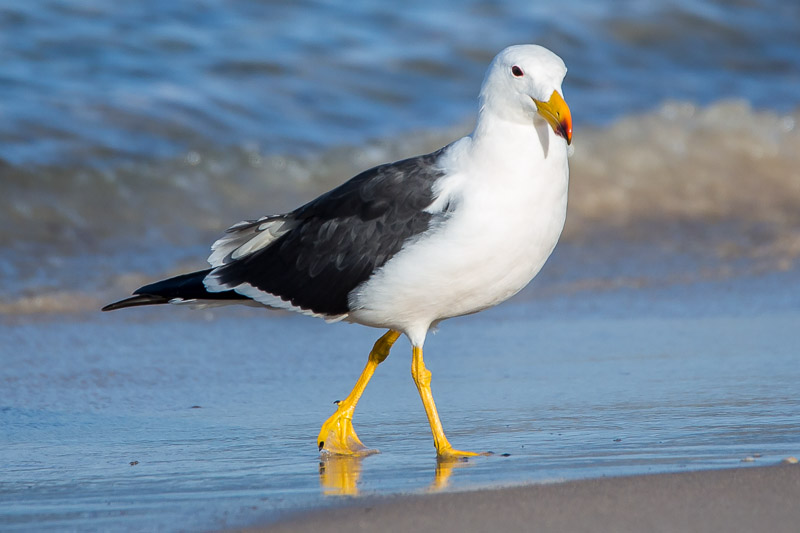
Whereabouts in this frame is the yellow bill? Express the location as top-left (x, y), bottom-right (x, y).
top-left (534, 90), bottom-right (572, 145)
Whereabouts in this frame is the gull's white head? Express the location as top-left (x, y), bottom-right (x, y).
top-left (479, 44), bottom-right (572, 144)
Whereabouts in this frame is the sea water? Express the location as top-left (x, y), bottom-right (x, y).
top-left (1, 0), bottom-right (799, 309)
top-left (1, 0), bottom-right (799, 531)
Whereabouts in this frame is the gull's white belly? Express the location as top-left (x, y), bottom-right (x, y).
top-left (349, 163), bottom-right (568, 342)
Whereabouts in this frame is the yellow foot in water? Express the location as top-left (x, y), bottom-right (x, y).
top-left (436, 446), bottom-right (493, 460)
top-left (317, 405), bottom-right (378, 456)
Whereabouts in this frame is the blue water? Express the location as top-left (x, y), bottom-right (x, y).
top-left (1, 0), bottom-right (799, 306)
top-left (0, 0), bottom-right (797, 166)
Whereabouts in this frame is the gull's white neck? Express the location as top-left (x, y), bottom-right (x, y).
top-left (459, 107), bottom-right (567, 180)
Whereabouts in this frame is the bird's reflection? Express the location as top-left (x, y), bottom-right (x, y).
top-left (318, 454), bottom-right (364, 496)
top-left (430, 456), bottom-right (472, 491)
top-left (319, 453), bottom-right (475, 496)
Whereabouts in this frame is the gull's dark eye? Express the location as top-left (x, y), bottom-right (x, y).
top-left (511, 65), bottom-right (524, 77)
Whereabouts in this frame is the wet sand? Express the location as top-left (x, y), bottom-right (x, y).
top-left (250, 464), bottom-right (800, 533)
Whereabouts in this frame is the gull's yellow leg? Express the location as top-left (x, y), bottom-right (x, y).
top-left (317, 330), bottom-right (401, 456)
top-left (412, 346), bottom-right (488, 459)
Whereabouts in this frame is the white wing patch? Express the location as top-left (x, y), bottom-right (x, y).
top-left (208, 216), bottom-right (297, 267)
top-left (227, 282), bottom-right (347, 323)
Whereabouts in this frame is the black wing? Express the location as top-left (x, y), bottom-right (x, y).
top-left (206, 147), bottom-right (449, 317)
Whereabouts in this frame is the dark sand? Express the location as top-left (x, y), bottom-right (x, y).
top-left (247, 464), bottom-right (800, 533)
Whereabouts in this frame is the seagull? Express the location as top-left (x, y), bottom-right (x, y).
top-left (103, 44), bottom-right (572, 459)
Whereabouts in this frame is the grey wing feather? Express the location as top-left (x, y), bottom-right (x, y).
top-left (208, 216), bottom-right (297, 267)
top-left (204, 146), bottom-right (450, 317)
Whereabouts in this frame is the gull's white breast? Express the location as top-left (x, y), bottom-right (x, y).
top-left (349, 128), bottom-right (569, 344)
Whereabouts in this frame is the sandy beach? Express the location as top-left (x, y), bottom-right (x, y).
top-left (249, 463), bottom-right (800, 533)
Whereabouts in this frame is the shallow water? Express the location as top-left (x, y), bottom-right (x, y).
top-left (2, 264), bottom-right (799, 531)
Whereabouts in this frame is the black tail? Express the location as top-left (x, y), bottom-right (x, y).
top-left (102, 268), bottom-right (247, 311)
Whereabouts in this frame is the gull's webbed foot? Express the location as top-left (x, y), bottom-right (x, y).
top-left (317, 404), bottom-right (378, 456)
top-left (436, 446), bottom-right (492, 460)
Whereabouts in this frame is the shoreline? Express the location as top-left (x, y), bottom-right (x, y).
top-left (4, 282), bottom-right (798, 530)
top-left (245, 463), bottom-right (800, 533)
